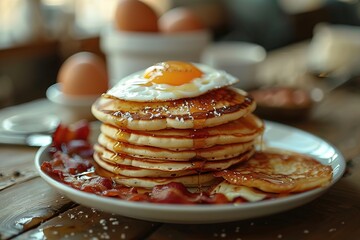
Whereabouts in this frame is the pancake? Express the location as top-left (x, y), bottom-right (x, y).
top-left (112, 172), bottom-right (216, 188)
top-left (100, 114), bottom-right (264, 150)
top-left (94, 158), bottom-right (216, 188)
top-left (92, 87), bottom-right (256, 131)
top-left (214, 150), bottom-right (333, 193)
top-left (98, 133), bottom-right (255, 161)
top-left (94, 144), bottom-right (254, 172)
top-left (94, 152), bottom-right (196, 177)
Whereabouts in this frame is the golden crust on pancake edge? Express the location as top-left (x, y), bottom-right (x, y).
top-left (214, 150), bottom-right (333, 193)
top-left (100, 114), bottom-right (264, 150)
top-left (92, 87), bottom-right (256, 131)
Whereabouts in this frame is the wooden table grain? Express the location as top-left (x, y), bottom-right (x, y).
top-left (1, 44), bottom-right (360, 240)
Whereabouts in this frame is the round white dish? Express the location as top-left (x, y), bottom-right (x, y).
top-left (35, 121), bottom-right (345, 224)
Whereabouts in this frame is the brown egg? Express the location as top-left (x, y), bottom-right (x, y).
top-left (57, 52), bottom-right (109, 96)
top-left (114, 0), bottom-right (158, 32)
top-left (159, 7), bottom-right (205, 33)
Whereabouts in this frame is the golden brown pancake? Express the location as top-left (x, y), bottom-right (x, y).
top-left (100, 114), bottom-right (264, 150)
top-left (92, 87), bottom-right (256, 131)
top-left (97, 133), bottom-right (255, 161)
top-left (214, 150), bottom-right (333, 193)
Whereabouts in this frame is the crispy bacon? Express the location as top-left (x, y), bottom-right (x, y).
top-left (103, 187), bottom-right (150, 202)
top-left (150, 182), bottom-right (200, 204)
top-left (149, 182), bottom-right (230, 204)
top-left (41, 121), bottom-right (233, 204)
top-left (41, 148), bottom-right (231, 204)
top-left (41, 161), bottom-right (65, 181)
top-left (79, 177), bottom-right (113, 193)
top-left (51, 120), bottom-right (90, 151)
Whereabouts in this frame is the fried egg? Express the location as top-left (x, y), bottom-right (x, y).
top-left (107, 61), bottom-right (238, 102)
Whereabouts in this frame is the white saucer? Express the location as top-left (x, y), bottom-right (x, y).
top-left (2, 113), bottom-right (59, 134)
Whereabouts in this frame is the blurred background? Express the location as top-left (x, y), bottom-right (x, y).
top-left (1, 0), bottom-right (360, 108)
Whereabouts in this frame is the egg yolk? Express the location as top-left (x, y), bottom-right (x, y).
top-left (143, 61), bottom-right (203, 86)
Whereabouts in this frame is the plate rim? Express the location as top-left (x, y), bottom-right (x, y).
top-left (34, 121), bottom-right (346, 221)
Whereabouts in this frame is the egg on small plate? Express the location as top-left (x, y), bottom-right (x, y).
top-left (107, 61), bottom-right (238, 102)
top-left (47, 52), bottom-right (109, 123)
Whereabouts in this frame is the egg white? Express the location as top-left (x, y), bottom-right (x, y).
top-left (107, 63), bottom-right (239, 102)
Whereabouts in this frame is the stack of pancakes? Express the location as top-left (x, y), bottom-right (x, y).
top-left (92, 87), bottom-right (264, 189)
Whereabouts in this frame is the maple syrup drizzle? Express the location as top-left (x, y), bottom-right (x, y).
top-left (197, 170), bottom-right (203, 196)
top-left (115, 128), bottom-right (128, 140)
top-left (258, 119), bottom-right (266, 152)
top-left (113, 141), bottom-right (125, 152)
top-left (241, 115), bottom-right (258, 132)
top-left (189, 157), bottom-right (208, 195)
top-left (191, 129), bottom-right (209, 149)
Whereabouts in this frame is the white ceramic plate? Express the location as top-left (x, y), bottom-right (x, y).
top-left (35, 121), bottom-right (345, 224)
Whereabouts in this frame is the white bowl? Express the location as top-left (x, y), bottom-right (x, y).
top-left (101, 27), bottom-right (211, 86)
top-left (46, 83), bottom-right (99, 123)
top-left (201, 42), bottom-right (266, 90)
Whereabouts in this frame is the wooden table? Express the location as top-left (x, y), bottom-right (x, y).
top-left (1, 44), bottom-right (360, 240)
